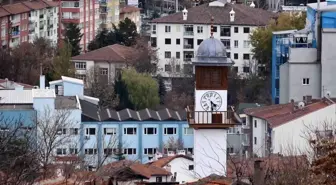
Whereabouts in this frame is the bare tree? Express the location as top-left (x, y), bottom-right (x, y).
top-left (164, 91), bottom-right (193, 110)
top-left (163, 137), bottom-right (184, 153)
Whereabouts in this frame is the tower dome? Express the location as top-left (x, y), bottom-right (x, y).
top-left (197, 37), bottom-right (227, 58)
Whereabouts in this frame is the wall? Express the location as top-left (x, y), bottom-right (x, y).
top-left (194, 129), bottom-right (227, 178)
top-left (272, 104), bottom-right (336, 158)
top-left (63, 81), bottom-right (84, 96)
top-left (321, 29), bottom-right (336, 97)
top-left (279, 62), bottom-right (289, 104)
top-left (252, 117), bottom-right (267, 157)
top-left (0, 110), bottom-right (36, 127)
top-left (168, 157), bottom-right (195, 183)
top-left (152, 23), bottom-right (255, 74)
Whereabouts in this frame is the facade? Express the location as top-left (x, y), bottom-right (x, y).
top-left (99, 0), bottom-right (120, 30)
top-left (272, 0), bottom-right (336, 104)
top-left (59, 0), bottom-right (100, 51)
top-left (149, 0), bottom-right (274, 76)
top-left (244, 98), bottom-right (336, 158)
top-left (119, 5), bottom-right (141, 32)
top-left (71, 44), bottom-right (141, 84)
top-left (0, 0), bottom-right (58, 49)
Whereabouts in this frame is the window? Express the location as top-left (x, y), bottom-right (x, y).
top-left (221, 39), bottom-right (230, 49)
top-left (85, 128), bottom-right (96, 135)
top-left (212, 26), bottom-right (217, 32)
top-left (197, 26), bottom-right (203, 33)
top-left (227, 52), bottom-right (231, 58)
top-left (75, 62), bottom-right (86, 69)
top-left (176, 52), bottom-right (180, 59)
top-left (184, 127), bottom-right (193, 135)
top-left (57, 128), bottom-right (67, 135)
top-left (254, 137), bottom-right (257, 145)
top-left (254, 120), bottom-right (257, 128)
top-left (165, 38), bottom-right (171, 44)
top-left (243, 54), bottom-right (250, 60)
top-left (234, 53), bottom-right (238, 60)
top-left (152, 24), bottom-right (156, 33)
top-left (188, 165), bottom-right (194, 170)
top-left (85, 148), bottom-right (98, 155)
top-left (234, 27), bottom-right (238, 33)
top-left (165, 25), bottom-right (171, 32)
top-left (124, 128), bottom-right (137, 135)
top-left (70, 128), bottom-right (78, 135)
top-left (99, 68), bottom-right (108, 75)
top-left (220, 26), bottom-right (231, 37)
top-left (151, 37), bottom-right (157, 47)
top-left (227, 147), bottom-right (234, 154)
top-left (165, 51), bottom-right (171, 58)
top-left (234, 40), bottom-right (238, 48)
top-left (228, 127), bottom-right (239, 134)
top-left (243, 27), bottom-right (250, 33)
top-left (197, 39), bottom-right (203, 45)
top-left (164, 127), bottom-right (177, 135)
top-left (56, 148), bottom-right (66, 155)
top-left (185, 148), bottom-right (193, 154)
top-left (165, 64), bottom-right (172, 72)
top-left (243, 40), bottom-right (251, 48)
top-left (104, 148), bottom-right (117, 155)
top-left (144, 148), bottom-right (157, 155)
top-left (176, 39), bottom-right (180, 45)
top-left (302, 78), bottom-right (310, 85)
top-left (124, 148), bottom-right (136, 155)
top-left (104, 128), bottom-right (116, 135)
top-left (243, 67), bottom-right (250, 73)
top-left (144, 127), bottom-right (157, 135)
top-left (69, 148), bottom-right (78, 154)
top-left (156, 177), bottom-right (163, 182)
top-left (232, 66), bottom-right (238, 73)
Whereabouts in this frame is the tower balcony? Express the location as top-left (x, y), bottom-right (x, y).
top-left (186, 105), bottom-right (237, 129)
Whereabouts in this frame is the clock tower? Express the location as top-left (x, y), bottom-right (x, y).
top-left (186, 17), bottom-right (238, 178)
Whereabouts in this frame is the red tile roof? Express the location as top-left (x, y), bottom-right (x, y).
top-left (183, 175), bottom-right (232, 185)
top-left (41, 0), bottom-right (59, 7)
top-left (71, 44), bottom-right (141, 63)
top-left (120, 5), bottom-right (141, 14)
top-left (0, 7), bottom-right (10, 17)
top-left (54, 155), bottom-right (82, 162)
top-left (148, 155), bottom-right (193, 168)
top-left (150, 3), bottom-right (276, 26)
top-left (22, 0), bottom-right (48, 10)
top-left (3, 2), bottom-right (30, 14)
top-left (244, 100), bottom-right (332, 127)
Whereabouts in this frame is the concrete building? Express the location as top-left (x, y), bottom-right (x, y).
top-left (119, 5), bottom-right (141, 32)
top-left (71, 44), bottom-right (142, 84)
top-left (149, 0), bottom-right (274, 76)
top-left (272, 0), bottom-right (336, 104)
top-left (244, 98), bottom-right (336, 158)
top-left (99, 0), bottom-right (120, 30)
top-left (0, 0), bottom-right (58, 48)
top-left (58, 0), bottom-right (100, 51)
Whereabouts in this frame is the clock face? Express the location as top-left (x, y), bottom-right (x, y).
top-left (200, 91), bottom-right (222, 111)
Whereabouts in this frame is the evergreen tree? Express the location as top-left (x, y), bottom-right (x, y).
top-left (88, 28), bottom-right (110, 51)
top-left (52, 41), bottom-right (75, 80)
top-left (158, 76), bottom-right (166, 105)
top-left (64, 23), bottom-right (83, 56)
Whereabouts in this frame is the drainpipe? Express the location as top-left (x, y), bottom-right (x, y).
top-left (316, 0), bottom-right (323, 98)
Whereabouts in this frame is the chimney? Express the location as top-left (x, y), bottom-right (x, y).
top-left (253, 160), bottom-right (264, 185)
top-left (182, 7), bottom-right (188, 21)
top-left (40, 75), bottom-right (45, 89)
top-left (290, 99), bottom-right (295, 112)
top-left (229, 8), bottom-right (235, 22)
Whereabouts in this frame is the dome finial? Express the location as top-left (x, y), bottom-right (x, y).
top-left (210, 16), bottom-right (214, 38)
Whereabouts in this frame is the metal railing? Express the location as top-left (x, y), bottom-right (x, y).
top-left (183, 45), bottom-right (193, 49)
top-left (186, 106), bottom-right (233, 124)
top-left (183, 31), bottom-right (194, 36)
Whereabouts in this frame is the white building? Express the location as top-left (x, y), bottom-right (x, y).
top-left (149, 0), bottom-right (275, 76)
top-left (244, 97), bottom-right (336, 158)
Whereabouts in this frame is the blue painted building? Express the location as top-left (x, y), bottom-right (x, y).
top-left (271, 0), bottom-right (336, 104)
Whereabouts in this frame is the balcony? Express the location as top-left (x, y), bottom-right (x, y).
top-left (183, 31), bottom-right (194, 36)
top-left (186, 106), bottom-right (235, 129)
top-left (11, 31), bottom-right (20, 36)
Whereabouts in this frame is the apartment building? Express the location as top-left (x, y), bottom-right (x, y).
top-left (149, 0), bottom-right (275, 76)
top-left (99, 0), bottom-right (119, 30)
top-left (119, 5), bottom-right (141, 32)
top-left (0, 0), bottom-right (58, 48)
top-left (271, 0), bottom-right (336, 104)
top-left (59, 0), bottom-right (100, 51)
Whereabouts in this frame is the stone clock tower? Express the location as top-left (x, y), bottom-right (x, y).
top-left (186, 18), bottom-right (238, 178)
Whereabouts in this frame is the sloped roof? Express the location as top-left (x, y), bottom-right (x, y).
top-left (22, 0), bottom-right (48, 9)
top-left (150, 2), bottom-right (275, 26)
top-left (2, 2), bottom-right (30, 14)
top-left (237, 103), bottom-right (265, 114)
top-left (71, 44), bottom-right (141, 62)
top-left (148, 155), bottom-right (193, 168)
top-left (244, 100), bottom-right (332, 128)
top-left (0, 7), bottom-right (10, 17)
top-left (0, 79), bottom-right (34, 89)
top-left (120, 5), bottom-right (141, 14)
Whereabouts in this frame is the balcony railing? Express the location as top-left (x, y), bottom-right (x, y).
top-left (183, 45), bottom-right (193, 49)
top-left (186, 106), bottom-right (233, 125)
top-left (11, 31), bottom-right (19, 36)
top-left (184, 31), bottom-right (194, 36)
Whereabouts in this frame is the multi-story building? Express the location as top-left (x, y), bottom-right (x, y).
top-left (0, 0), bottom-right (58, 48)
top-left (271, 0), bottom-right (336, 104)
top-left (100, 0), bottom-right (119, 30)
top-left (149, 0), bottom-right (275, 76)
top-left (119, 5), bottom-right (141, 32)
top-left (59, 0), bottom-right (100, 51)
top-left (244, 97), bottom-right (336, 158)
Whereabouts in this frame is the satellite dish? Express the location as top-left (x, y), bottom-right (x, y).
top-left (298, 101), bottom-right (305, 109)
top-left (326, 91), bottom-right (332, 98)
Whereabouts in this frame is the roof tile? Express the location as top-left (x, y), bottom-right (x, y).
top-left (3, 2), bottom-right (31, 14)
top-left (120, 5), bottom-right (141, 14)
